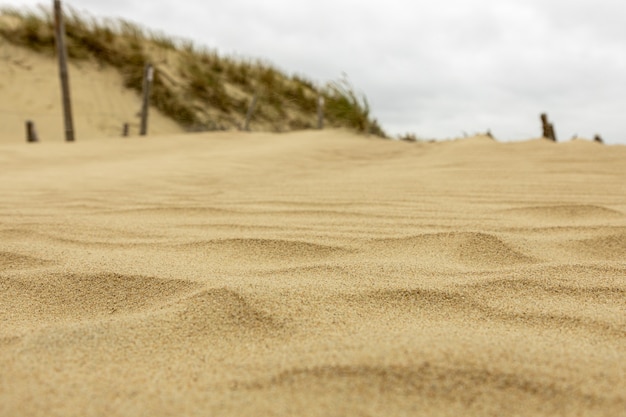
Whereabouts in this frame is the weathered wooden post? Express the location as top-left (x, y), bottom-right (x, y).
top-left (26, 120), bottom-right (38, 143)
top-left (244, 93), bottom-right (258, 131)
top-left (122, 123), bottom-right (130, 137)
top-left (540, 113), bottom-right (557, 142)
top-left (53, 0), bottom-right (75, 142)
top-left (548, 123), bottom-right (556, 142)
top-left (540, 113), bottom-right (550, 139)
top-left (140, 64), bottom-right (154, 136)
top-left (317, 96), bottom-right (325, 130)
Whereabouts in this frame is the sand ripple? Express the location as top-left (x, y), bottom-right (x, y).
top-left (0, 273), bottom-right (200, 327)
top-left (368, 232), bottom-right (536, 268)
top-left (234, 363), bottom-right (624, 416)
top-left (0, 251), bottom-right (50, 270)
top-left (1, 131), bottom-right (624, 416)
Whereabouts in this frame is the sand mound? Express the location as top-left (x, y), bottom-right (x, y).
top-left (340, 287), bottom-right (623, 339)
top-left (505, 264), bottom-right (626, 288)
top-left (177, 238), bottom-right (351, 266)
top-left (504, 204), bottom-right (623, 222)
top-left (460, 276), bottom-right (626, 337)
top-left (10, 287), bottom-right (288, 359)
top-left (235, 363), bottom-right (621, 417)
top-left (159, 288), bottom-right (286, 340)
top-left (565, 232), bottom-right (626, 261)
top-left (367, 232), bottom-right (536, 269)
top-left (341, 289), bottom-right (476, 324)
top-left (0, 273), bottom-right (200, 327)
top-left (0, 251), bottom-right (50, 269)
top-left (468, 277), bottom-right (626, 304)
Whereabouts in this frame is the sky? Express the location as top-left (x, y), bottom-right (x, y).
top-left (4, 0), bottom-right (626, 143)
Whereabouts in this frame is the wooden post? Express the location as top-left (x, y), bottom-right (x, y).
top-left (548, 123), bottom-right (557, 142)
top-left (140, 63), bottom-right (154, 136)
top-left (122, 123), bottom-right (130, 137)
top-left (317, 96), bottom-right (325, 130)
top-left (540, 113), bottom-right (557, 142)
top-left (244, 93), bottom-right (258, 131)
top-left (26, 120), bottom-right (38, 143)
top-left (53, 0), bottom-right (75, 142)
top-left (540, 113), bottom-right (550, 139)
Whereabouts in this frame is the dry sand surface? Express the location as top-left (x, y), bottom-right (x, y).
top-left (0, 40), bottom-right (183, 143)
top-left (0, 130), bottom-right (625, 416)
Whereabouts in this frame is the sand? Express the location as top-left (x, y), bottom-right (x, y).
top-left (0, 129), bottom-right (625, 416)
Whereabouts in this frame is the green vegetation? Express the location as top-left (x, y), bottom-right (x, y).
top-left (0, 5), bottom-right (386, 136)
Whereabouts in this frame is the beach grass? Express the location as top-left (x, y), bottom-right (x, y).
top-left (0, 5), bottom-right (386, 136)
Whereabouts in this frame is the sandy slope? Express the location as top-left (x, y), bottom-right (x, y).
top-left (0, 40), bottom-right (183, 143)
top-left (0, 130), bottom-right (625, 417)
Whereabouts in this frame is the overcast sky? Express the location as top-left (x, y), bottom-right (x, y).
top-left (5, 0), bottom-right (626, 143)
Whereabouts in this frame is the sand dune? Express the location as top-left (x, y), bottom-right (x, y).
top-left (1, 130), bottom-right (625, 416)
top-left (0, 40), bottom-right (183, 143)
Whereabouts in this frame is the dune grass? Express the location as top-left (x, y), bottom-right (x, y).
top-left (0, 5), bottom-right (386, 136)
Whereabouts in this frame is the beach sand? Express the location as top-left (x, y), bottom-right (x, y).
top-left (0, 130), bottom-right (624, 416)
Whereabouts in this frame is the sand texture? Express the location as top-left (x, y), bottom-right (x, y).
top-left (1, 130), bottom-right (625, 416)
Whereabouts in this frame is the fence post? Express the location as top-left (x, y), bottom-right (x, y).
top-left (317, 96), bottom-right (325, 130)
top-left (122, 123), bottom-right (129, 137)
top-left (540, 113), bottom-right (549, 139)
top-left (53, 0), bottom-right (75, 142)
top-left (244, 93), bottom-right (258, 131)
top-left (540, 113), bottom-right (557, 142)
top-left (140, 64), bottom-right (154, 136)
top-left (26, 120), bottom-right (38, 143)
